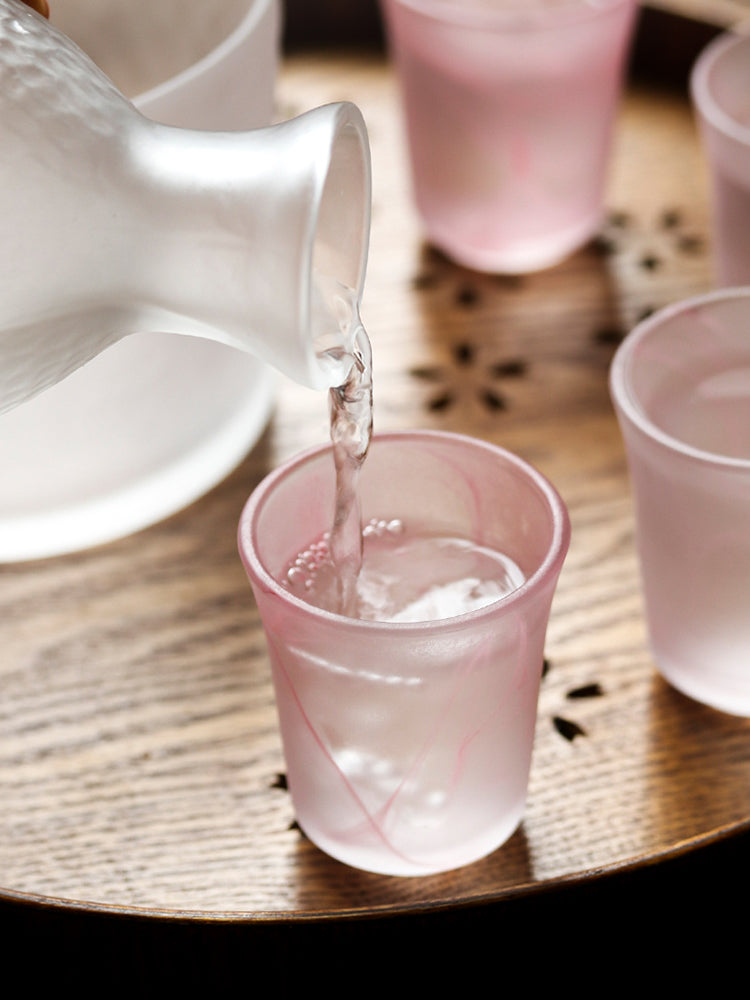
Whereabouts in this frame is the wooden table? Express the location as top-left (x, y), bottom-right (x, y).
top-left (2, 49), bottom-right (749, 930)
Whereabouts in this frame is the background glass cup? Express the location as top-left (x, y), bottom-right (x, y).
top-left (610, 289), bottom-right (750, 717)
top-left (691, 31), bottom-right (750, 287)
top-left (238, 431), bottom-right (570, 876)
top-left (379, 0), bottom-right (638, 274)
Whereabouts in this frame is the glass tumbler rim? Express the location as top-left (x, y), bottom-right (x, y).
top-left (690, 30), bottom-right (750, 148)
top-left (610, 287), bottom-right (750, 471)
top-left (238, 429), bottom-right (571, 632)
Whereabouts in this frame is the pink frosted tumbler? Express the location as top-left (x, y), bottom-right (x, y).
top-left (380, 0), bottom-right (638, 273)
top-left (611, 290), bottom-right (750, 717)
top-left (238, 431), bottom-right (570, 875)
top-left (691, 31), bottom-right (750, 286)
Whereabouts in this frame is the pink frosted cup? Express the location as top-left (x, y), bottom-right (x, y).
top-left (610, 289), bottom-right (750, 717)
top-left (238, 431), bottom-right (570, 876)
top-left (691, 31), bottom-right (750, 286)
top-left (380, 0), bottom-right (638, 273)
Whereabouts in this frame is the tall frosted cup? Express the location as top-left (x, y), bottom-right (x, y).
top-left (380, 0), bottom-right (637, 273)
top-left (610, 290), bottom-right (750, 716)
top-left (238, 431), bottom-right (570, 875)
top-left (691, 31), bottom-right (750, 286)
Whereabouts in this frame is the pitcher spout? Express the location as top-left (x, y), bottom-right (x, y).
top-left (125, 100), bottom-right (372, 391)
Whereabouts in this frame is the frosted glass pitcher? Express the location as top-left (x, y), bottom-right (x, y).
top-left (0, 0), bottom-right (372, 414)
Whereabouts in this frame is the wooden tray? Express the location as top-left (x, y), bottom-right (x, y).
top-left (2, 48), bottom-right (749, 922)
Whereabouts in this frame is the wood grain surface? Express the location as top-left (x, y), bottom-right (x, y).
top-left (2, 49), bottom-right (749, 921)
